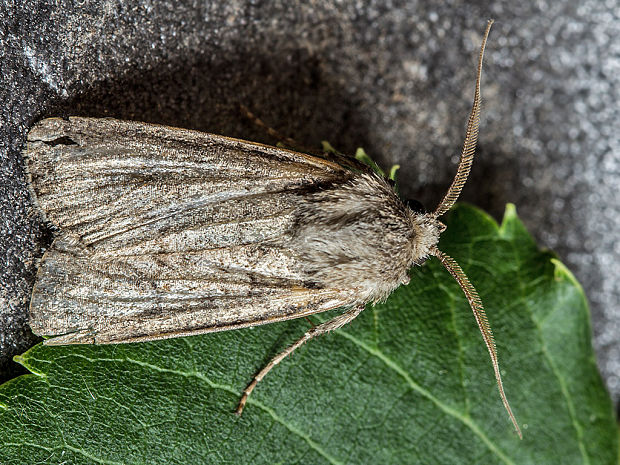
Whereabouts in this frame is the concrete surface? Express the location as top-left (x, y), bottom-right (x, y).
top-left (1, 1), bottom-right (618, 414)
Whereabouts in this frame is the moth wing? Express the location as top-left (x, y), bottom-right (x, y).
top-left (25, 117), bottom-right (344, 248)
top-left (25, 117), bottom-right (353, 344)
top-left (30, 235), bottom-right (353, 344)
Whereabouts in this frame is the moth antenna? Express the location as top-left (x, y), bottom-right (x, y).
top-left (431, 247), bottom-right (522, 439)
top-left (433, 20), bottom-right (493, 218)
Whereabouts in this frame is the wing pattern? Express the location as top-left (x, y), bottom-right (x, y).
top-left (25, 117), bottom-right (354, 343)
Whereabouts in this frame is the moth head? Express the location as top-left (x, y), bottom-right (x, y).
top-left (406, 207), bottom-right (445, 265)
top-left (420, 20), bottom-right (521, 439)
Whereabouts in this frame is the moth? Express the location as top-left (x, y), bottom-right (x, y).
top-left (24, 20), bottom-right (520, 437)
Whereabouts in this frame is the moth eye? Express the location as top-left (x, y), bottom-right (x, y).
top-left (405, 198), bottom-right (426, 214)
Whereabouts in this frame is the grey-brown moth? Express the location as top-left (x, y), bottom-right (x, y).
top-left (23, 20), bottom-right (521, 437)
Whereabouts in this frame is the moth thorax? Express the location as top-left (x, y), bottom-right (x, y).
top-left (409, 213), bottom-right (443, 264)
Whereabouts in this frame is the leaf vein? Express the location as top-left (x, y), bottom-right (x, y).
top-left (45, 353), bottom-right (344, 465)
top-left (509, 247), bottom-right (590, 464)
top-left (333, 330), bottom-right (517, 465)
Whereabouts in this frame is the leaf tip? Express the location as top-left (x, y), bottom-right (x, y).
top-left (13, 348), bottom-right (48, 379)
top-left (504, 202), bottom-right (517, 219)
top-left (498, 203), bottom-right (537, 247)
top-left (499, 203), bottom-right (519, 233)
top-left (550, 258), bottom-right (582, 290)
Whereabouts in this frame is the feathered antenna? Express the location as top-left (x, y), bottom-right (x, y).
top-left (433, 19), bottom-right (493, 218)
top-left (430, 20), bottom-right (522, 438)
top-left (431, 247), bottom-right (522, 438)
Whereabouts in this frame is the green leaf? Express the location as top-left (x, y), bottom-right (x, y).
top-left (0, 204), bottom-right (616, 464)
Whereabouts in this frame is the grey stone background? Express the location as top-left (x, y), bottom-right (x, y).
top-left (1, 1), bottom-right (618, 417)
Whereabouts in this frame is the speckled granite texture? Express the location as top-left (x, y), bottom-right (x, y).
top-left (1, 1), bottom-right (618, 413)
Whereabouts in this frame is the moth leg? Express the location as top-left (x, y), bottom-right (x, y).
top-left (239, 105), bottom-right (371, 172)
top-left (239, 104), bottom-right (301, 149)
top-left (239, 104), bottom-right (339, 161)
top-left (235, 304), bottom-right (365, 415)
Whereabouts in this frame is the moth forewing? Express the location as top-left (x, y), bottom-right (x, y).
top-left (25, 20), bottom-right (520, 437)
